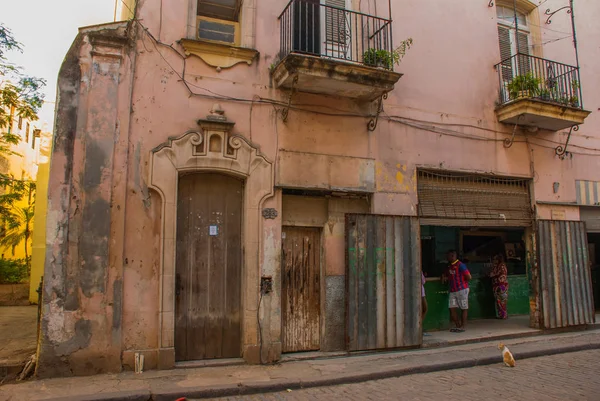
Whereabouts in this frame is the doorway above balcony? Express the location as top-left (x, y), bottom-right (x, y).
top-left (494, 54), bottom-right (591, 131)
top-left (271, 0), bottom-right (402, 102)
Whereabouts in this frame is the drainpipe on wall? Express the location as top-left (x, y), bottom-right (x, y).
top-left (513, 0), bottom-right (520, 76)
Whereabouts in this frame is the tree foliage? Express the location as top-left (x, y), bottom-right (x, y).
top-left (0, 202), bottom-right (34, 264)
top-left (0, 23), bottom-right (45, 257)
top-left (0, 24), bottom-right (46, 130)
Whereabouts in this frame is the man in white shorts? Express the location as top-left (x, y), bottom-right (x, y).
top-left (442, 250), bottom-right (472, 332)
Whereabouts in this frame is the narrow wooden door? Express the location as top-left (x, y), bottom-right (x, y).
top-left (175, 173), bottom-right (243, 361)
top-left (281, 226), bottom-right (321, 353)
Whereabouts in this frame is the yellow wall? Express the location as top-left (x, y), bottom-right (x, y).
top-left (1, 120), bottom-right (41, 260)
top-left (29, 131), bottom-right (52, 303)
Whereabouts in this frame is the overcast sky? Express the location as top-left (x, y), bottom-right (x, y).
top-left (1, 0), bottom-right (116, 127)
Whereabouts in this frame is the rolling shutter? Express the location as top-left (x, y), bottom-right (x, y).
top-left (417, 171), bottom-right (532, 227)
top-left (581, 208), bottom-right (600, 233)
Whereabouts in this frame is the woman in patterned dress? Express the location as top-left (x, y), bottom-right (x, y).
top-left (489, 253), bottom-right (509, 319)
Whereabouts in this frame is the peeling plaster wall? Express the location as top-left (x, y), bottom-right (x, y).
top-left (38, 22), bottom-right (135, 377)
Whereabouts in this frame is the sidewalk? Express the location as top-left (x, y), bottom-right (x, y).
top-left (0, 306), bottom-right (38, 380)
top-left (2, 329), bottom-right (600, 401)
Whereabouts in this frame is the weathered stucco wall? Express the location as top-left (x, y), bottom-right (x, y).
top-left (38, 22), bottom-right (135, 377)
top-left (39, 0), bottom-right (600, 376)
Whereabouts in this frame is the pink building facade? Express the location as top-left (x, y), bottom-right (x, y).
top-left (38, 0), bottom-right (600, 377)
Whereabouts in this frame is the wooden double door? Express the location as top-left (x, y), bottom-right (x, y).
top-left (175, 173), bottom-right (243, 361)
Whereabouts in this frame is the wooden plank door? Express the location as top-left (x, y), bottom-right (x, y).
top-left (175, 173), bottom-right (243, 361)
top-left (281, 227), bottom-right (321, 353)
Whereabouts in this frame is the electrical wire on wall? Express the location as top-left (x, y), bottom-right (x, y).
top-left (118, 0), bottom-right (600, 159)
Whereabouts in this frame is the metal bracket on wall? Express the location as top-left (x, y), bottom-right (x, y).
top-left (262, 208), bottom-right (278, 219)
top-left (555, 125), bottom-right (578, 159)
top-left (504, 118), bottom-right (520, 148)
top-left (545, 5), bottom-right (572, 24)
top-left (367, 92), bottom-right (388, 131)
top-left (281, 75), bottom-right (298, 122)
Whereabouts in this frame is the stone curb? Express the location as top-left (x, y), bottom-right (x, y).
top-left (43, 340), bottom-right (600, 401)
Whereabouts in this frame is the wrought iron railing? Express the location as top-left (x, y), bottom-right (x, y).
top-left (278, 0), bottom-right (394, 70)
top-left (495, 53), bottom-right (583, 109)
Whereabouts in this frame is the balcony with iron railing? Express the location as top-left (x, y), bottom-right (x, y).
top-left (494, 53), bottom-right (590, 131)
top-left (271, 0), bottom-right (402, 101)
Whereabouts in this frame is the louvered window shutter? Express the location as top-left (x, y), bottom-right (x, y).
top-left (516, 31), bottom-right (530, 74)
top-left (326, 0), bottom-right (347, 44)
top-left (497, 26), bottom-right (513, 80)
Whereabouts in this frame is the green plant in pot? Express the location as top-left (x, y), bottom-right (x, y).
top-left (363, 38), bottom-right (413, 69)
top-left (569, 95), bottom-right (579, 107)
top-left (570, 79), bottom-right (580, 107)
top-left (506, 73), bottom-right (541, 100)
top-left (539, 88), bottom-right (551, 101)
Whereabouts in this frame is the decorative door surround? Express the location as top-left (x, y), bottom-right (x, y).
top-left (148, 106), bottom-right (274, 367)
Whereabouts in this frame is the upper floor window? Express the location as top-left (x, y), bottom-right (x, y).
top-left (196, 0), bottom-right (242, 45)
top-left (25, 122), bottom-right (30, 142)
top-left (496, 5), bottom-right (530, 79)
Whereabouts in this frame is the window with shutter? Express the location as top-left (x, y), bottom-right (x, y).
top-left (496, 6), bottom-right (531, 76)
top-left (196, 0), bottom-right (242, 45)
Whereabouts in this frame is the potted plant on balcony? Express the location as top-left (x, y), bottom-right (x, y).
top-left (363, 38), bottom-right (413, 69)
top-left (539, 88), bottom-right (551, 101)
top-left (570, 80), bottom-right (580, 107)
top-left (569, 95), bottom-right (580, 107)
top-left (507, 73), bottom-right (541, 100)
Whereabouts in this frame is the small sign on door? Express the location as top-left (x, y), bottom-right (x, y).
top-left (209, 225), bottom-right (218, 236)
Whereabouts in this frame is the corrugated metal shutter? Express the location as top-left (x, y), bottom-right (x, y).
top-left (325, 0), bottom-right (347, 44)
top-left (346, 214), bottom-right (422, 351)
top-left (417, 171), bottom-right (532, 227)
top-left (581, 208), bottom-right (600, 233)
top-left (498, 25), bottom-right (513, 80)
top-left (538, 220), bottom-right (595, 328)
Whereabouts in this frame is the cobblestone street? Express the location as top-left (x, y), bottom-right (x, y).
top-left (204, 349), bottom-right (600, 401)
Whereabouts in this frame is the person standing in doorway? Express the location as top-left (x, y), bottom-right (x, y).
top-left (442, 250), bottom-right (472, 332)
top-left (422, 271), bottom-right (430, 336)
top-left (489, 253), bottom-right (509, 319)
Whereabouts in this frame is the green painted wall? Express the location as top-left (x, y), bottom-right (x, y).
top-left (592, 268), bottom-right (600, 311)
top-left (423, 275), bottom-right (530, 331)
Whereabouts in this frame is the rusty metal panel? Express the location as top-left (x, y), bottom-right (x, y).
top-left (346, 214), bottom-right (421, 351)
top-left (537, 220), bottom-right (595, 329)
top-left (418, 170), bottom-right (532, 227)
top-left (282, 226), bottom-right (321, 353)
